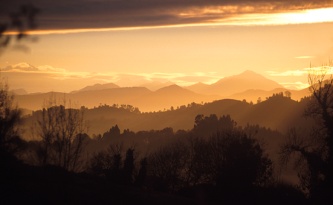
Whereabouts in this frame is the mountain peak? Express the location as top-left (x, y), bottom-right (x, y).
top-left (234, 70), bottom-right (267, 79)
top-left (194, 70), bottom-right (283, 96)
top-left (156, 84), bottom-right (182, 91)
top-left (240, 70), bottom-right (259, 76)
top-left (155, 84), bottom-right (197, 95)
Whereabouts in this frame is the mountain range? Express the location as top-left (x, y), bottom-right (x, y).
top-left (13, 70), bottom-right (311, 112)
top-left (187, 70), bottom-right (283, 96)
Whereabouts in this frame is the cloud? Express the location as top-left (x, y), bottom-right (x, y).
top-left (279, 81), bottom-right (310, 90)
top-left (37, 65), bottom-right (66, 73)
top-left (267, 70), bottom-right (308, 77)
top-left (1, 62), bottom-right (224, 91)
top-left (2, 62), bottom-right (39, 72)
top-left (2, 0), bottom-right (332, 32)
top-left (2, 62), bottom-right (66, 73)
top-left (295, 56), bottom-right (315, 59)
top-left (1, 62), bottom-right (96, 82)
top-left (103, 72), bottom-right (223, 87)
top-left (267, 65), bottom-right (333, 77)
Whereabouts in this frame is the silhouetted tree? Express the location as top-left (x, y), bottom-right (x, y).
top-left (209, 131), bottom-right (272, 190)
top-left (149, 141), bottom-right (188, 191)
top-left (280, 128), bottom-right (324, 195)
top-left (123, 148), bottom-right (135, 184)
top-left (193, 114), bottom-right (237, 137)
top-left (148, 116), bottom-right (272, 195)
top-left (0, 4), bottom-right (39, 55)
top-left (36, 99), bottom-right (87, 171)
top-left (280, 66), bottom-right (333, 202)
top-left (88, 151), bottom-right (112, 176)
top-left (284, 90), bottom-right (291, 98)
top-left (257, 97), bottom-right (262, 104)
top-left (0, 81), bottom-right (22, 155)
top-left (183, 136), bottom-right (211, 186)
top-left (135, 157), bottom-right (147, 187)
top-left (102, 124), bottom-right (121, 141)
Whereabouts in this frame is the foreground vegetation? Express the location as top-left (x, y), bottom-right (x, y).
top-left (2, 70), bottom-right (333, 204)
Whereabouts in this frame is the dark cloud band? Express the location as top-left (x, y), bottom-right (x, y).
top-left (2, 0), bottom-right (332, 30)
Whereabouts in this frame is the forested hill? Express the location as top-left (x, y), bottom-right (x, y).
top-left (23, 93), bottom-right (314, 138)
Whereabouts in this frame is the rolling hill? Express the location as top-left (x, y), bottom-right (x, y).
top-left (23, 95), bottom-right (314, 139)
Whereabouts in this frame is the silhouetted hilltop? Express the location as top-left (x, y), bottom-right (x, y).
top-left (155, 84), bottom-right (186, 93)
top-left (22, 94), bottom-right (312, 139)
top-left (245, 94), bottom-right (311, 131)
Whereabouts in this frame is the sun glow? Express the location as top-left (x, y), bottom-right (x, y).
top-left (274, 7), bottom-right (333, 24)
top-left (4, 7), bottom-right (333, 36)
top-left (217, 7), bottom-right (333, 26)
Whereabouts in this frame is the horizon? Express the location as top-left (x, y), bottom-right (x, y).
top-left (3, 1), bottom-right (333, 203)
top-left (0, 63), bottom-right (323, 93)
top-left (1, 1), bottom-right (333, 93)
top-left (2, 67), bottom-right (291, 93)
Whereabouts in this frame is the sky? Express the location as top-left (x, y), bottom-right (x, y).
top-left (1, 0), bottom-right (333, 92)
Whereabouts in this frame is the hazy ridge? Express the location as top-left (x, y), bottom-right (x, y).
top-left (14, 70), bottom-right (311, 112)
top-left (23, 95), bottom-right (313, 139)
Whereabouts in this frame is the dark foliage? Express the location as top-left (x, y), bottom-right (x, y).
top-left (280, 69), bottom-right (333, 204)
top-left (0, 4), bottom-right (39, 54)
top-left (1, 93), bottom-right (312, 204)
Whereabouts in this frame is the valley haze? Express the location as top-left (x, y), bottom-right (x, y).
top-left (10, 70), bottom-right (311, 112)
top-left (2, 1), bottom-right (333, 204)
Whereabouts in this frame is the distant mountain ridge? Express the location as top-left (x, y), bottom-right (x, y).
top-left (229, 87), bottom-right (311, 102)
top-left (14, 70), bottom-right (310, 111)
top-left (71, 83), bottom-right (120, 93)
top-left (14, 85), bottom-right (218, 112)
top-left (188, 70), bottom-right (283, 96)
top-left (139, 81), bottom-right (174, 91)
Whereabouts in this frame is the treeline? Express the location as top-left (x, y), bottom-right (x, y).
top-left (84, 121), bottom-right (303, 204)
top-left (22, 92), bottom-right (312, 138)
top-left (3, 104), bottom-right (303, 204)
top-left (2, 70), bottom-right (333, 204)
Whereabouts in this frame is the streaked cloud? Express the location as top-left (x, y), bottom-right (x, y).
top-left (1, 62), bottom-right (224, 92)
top-left (267, 70), bottom-right (308, 77)
top-left (103, 72), bottom-right (223, 87)
top-left (2, 62), bottom-right (66, 73)
top-left (279, 81), bottom-right (310, 90)
top-left (2, 0), bottom-right (333, 34)
top-left (295, 56), bottom-right (315, 59)
top-left (267, 65), bottom-right (333, 77)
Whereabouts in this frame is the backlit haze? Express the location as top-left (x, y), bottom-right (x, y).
top-left (1, 0), bottom-right (333, 93)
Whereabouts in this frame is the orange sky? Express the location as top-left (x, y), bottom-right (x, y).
top-left (1, 3), bottom-right (333, 92)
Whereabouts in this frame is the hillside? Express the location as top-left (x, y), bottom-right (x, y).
top-left (22, 95), bottom-right (313, 139)
top-left (190, 70), bottom-right (283, 96)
